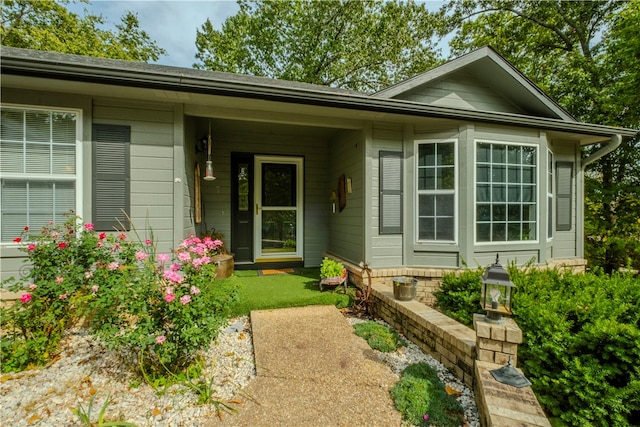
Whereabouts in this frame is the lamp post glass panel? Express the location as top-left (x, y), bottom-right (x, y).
top-left (481, 255), bottom-right (515, 323)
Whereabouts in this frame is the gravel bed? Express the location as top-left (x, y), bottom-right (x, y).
top-left (1, 315), bottom-right (479, 426)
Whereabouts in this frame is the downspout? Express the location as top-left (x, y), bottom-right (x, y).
top-left (582, 134), bottom-right (622, 169)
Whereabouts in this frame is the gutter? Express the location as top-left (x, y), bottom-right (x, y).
top-left (582, 134), bottom-right (622, 169)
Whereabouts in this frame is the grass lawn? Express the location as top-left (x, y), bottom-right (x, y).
top-left (221, 268), bottom-right (354, 317)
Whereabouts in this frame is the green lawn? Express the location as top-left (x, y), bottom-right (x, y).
top-left (221, 268), bottom-right (354, 317)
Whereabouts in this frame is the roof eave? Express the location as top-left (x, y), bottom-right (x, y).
top-left (1, 52), bottom-right (637, 140)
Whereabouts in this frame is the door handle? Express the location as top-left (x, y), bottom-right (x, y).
top-left (256, 203), bottom-right (261, 215)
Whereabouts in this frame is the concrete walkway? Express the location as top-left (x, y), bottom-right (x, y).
top-left (217, 305), bottom-right (402, 426)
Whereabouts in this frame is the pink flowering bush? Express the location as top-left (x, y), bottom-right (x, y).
top-left (1, 215), bottom-right (238, 376)
top-left (87, 234), bottom-right (238, 375)
top-left (1, 213), bottom-right (140, 372)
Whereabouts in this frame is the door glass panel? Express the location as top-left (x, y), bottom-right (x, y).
top-left (261, 210), bottom-right (296, 252)
top-left (238, 163), bottom-right (249, 211)
top-left (262, 163), bottom-right (296, 206)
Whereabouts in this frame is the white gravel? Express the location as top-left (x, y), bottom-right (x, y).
top-left (0, 315), bottom-right (479, 427)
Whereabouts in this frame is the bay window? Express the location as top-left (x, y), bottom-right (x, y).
top-left (416, 140), bottom-right (456, 242)
top-left (476, 141), bottom-right (537, 242)
top-left (0, 106), bottom-right (81, 242)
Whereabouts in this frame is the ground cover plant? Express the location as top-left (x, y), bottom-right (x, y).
top-left (353, 320), bottom-right (407, 352)
top-left (224, 269), bottom-right (352, 317)
top-left (435, 266), bottom-right (640, 426)
top-left (391, 362), bottom-right (465, 426)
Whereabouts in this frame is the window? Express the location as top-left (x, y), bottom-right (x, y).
top-left (92, 124), bottom-right (130, 231)
top-left (416, 140), bottom-right (456, 241)
top-left (379, 151), bottom-right (403, 234)
top-left (0, 106), bottom-right (80, 243)
top-left (547, 150), bottom-right (553, 240)
top-left (476, 141), bottom-right (537, 242)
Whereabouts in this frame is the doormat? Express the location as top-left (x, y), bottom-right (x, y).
top-left (258, 268), bottom-right (295, 276)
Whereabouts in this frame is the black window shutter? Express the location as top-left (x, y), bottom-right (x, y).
top-left (556, 161), bottom-right (573, 231)
top-left (379, 151), bottom-right (403, 234)
top-left (92, 124), bottom-right (130, 231)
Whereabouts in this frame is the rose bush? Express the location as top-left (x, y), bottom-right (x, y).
top-left (1, 215), bottom-right (239, 377)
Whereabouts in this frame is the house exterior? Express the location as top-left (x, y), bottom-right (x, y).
top-left (1, 46), bottom-right (636, 284)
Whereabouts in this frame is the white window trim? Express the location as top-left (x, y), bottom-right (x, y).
top-left (473, 139), bottom-right (539, 246)
top-left (414, 138), bottom-right (458, 244)
top-left (0, 104), bottom-right (83, 246)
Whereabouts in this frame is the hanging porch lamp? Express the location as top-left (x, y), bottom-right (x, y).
top-left (203, 121), bottom-right (216, 181)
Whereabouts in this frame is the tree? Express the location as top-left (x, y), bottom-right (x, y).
top-left (1, 0), bottom-right (165, 62)
top-left (194, 0), bottom-right (444, 92)
top-left (441, 0), bottom-right (640, 273)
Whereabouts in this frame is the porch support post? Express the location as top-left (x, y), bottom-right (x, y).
top-left (173, 104), bottom-right (185, 246)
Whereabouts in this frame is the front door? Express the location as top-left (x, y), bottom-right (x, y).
top-left (254, 156), bottom-right (304, 262)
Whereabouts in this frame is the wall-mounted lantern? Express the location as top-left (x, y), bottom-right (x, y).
top-left (480, 254), bottom-right (515, 324)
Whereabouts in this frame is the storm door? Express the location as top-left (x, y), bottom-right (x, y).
top-left (254, 156), bottom-right (304, 261)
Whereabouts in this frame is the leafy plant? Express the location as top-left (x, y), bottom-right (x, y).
top-left (71, 393), bottom-right (137, 427)
top-left (353, 321), bottom-right (406, 353)
top-left (434, 266), bottom-right (640, 426)
top-left (87, 234), bottom-right (240, 376)
top-left (434, 268), bottom-right (484, 327)
top-left (391, 362), bottom-right (465, 427)
top-left (320, 257), bottom-right (345, 279)
top-left (1, 214), bottom-right (120, 371)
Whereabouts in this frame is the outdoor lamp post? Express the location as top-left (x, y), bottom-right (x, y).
top-left (480, 254), bottom-right (515, 324)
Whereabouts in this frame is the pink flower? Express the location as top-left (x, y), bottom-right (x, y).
top-left (178, 252), bottom-right (191, 263)
top-left (83, 223), bottom-right (95, 231)
top-left (180, 295), bottom-right (191, 305)
top-left (145, 239), bottom-right (152, 245)
top-left (13, 237), bottom-right (22, 243)
top-left (20, 293), bottom-right (32, 303)
top-left (164, 293), bottom-right (176, 303)
top-left (28, 283), bottom-right (37, 291)
top-left (99, 232), bottom-right (106, 240)
top-left (56, 276), bottom-right (64, 284)
top-left (59, 293), bottom-right (68, 300)
top-left (27, 244), bottom-right (36, 251)
top-left (165, 286), bottom-right (174, 295)
top-left (190, 286), bottom-right (201, 295)
top-left (96, 241), bottom-right (103, 248)
top-left (155, 335), bottom-right (166, 344)
top-left (58, 242), bottom-right (67, 249)
top-left (108, 262), bottom-right (119, 271)
top-left (51, 232), bottom-right (59, 239)
top-left (118, 233), bottom-right (126, 240)
top-left (170, 262), bottom-right (181, 272)
top-left (163, 270), bottom-right (184, 284)
top-left (91, 285), bottom-right (99, 293)
top-left (135, 251), bottom-right (148, 261)
top-left (157, 253), bottom-right (170, 263)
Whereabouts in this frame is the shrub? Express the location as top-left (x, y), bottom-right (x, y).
top-left (320, 257), bottom-right (345, 279)
top-left (353, 321), bottom-right (406, 353)
top-left (434, 268), bottom-right (484, 327)
top-left (434, 266), bottom-right (640, 426)
top-left (391, 362), bottom-right (465, 426)
top-left (1, 215), bottom-right (116, 371)
top-left (88, 234), bottom-right (239, 376)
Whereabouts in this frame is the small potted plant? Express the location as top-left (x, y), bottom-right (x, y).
top-left (319, 257), bottom-right (347, 292)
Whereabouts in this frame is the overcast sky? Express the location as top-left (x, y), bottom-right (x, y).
top-left (67, 0), bottom-right (447, 69)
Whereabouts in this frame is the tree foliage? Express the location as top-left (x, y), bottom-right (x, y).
top-left (1, 0), bottom-right (165, 62)
top-left (441, 0), bottom-right (640, 273)
top-left (194, 0), bottom-right (443, 92)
